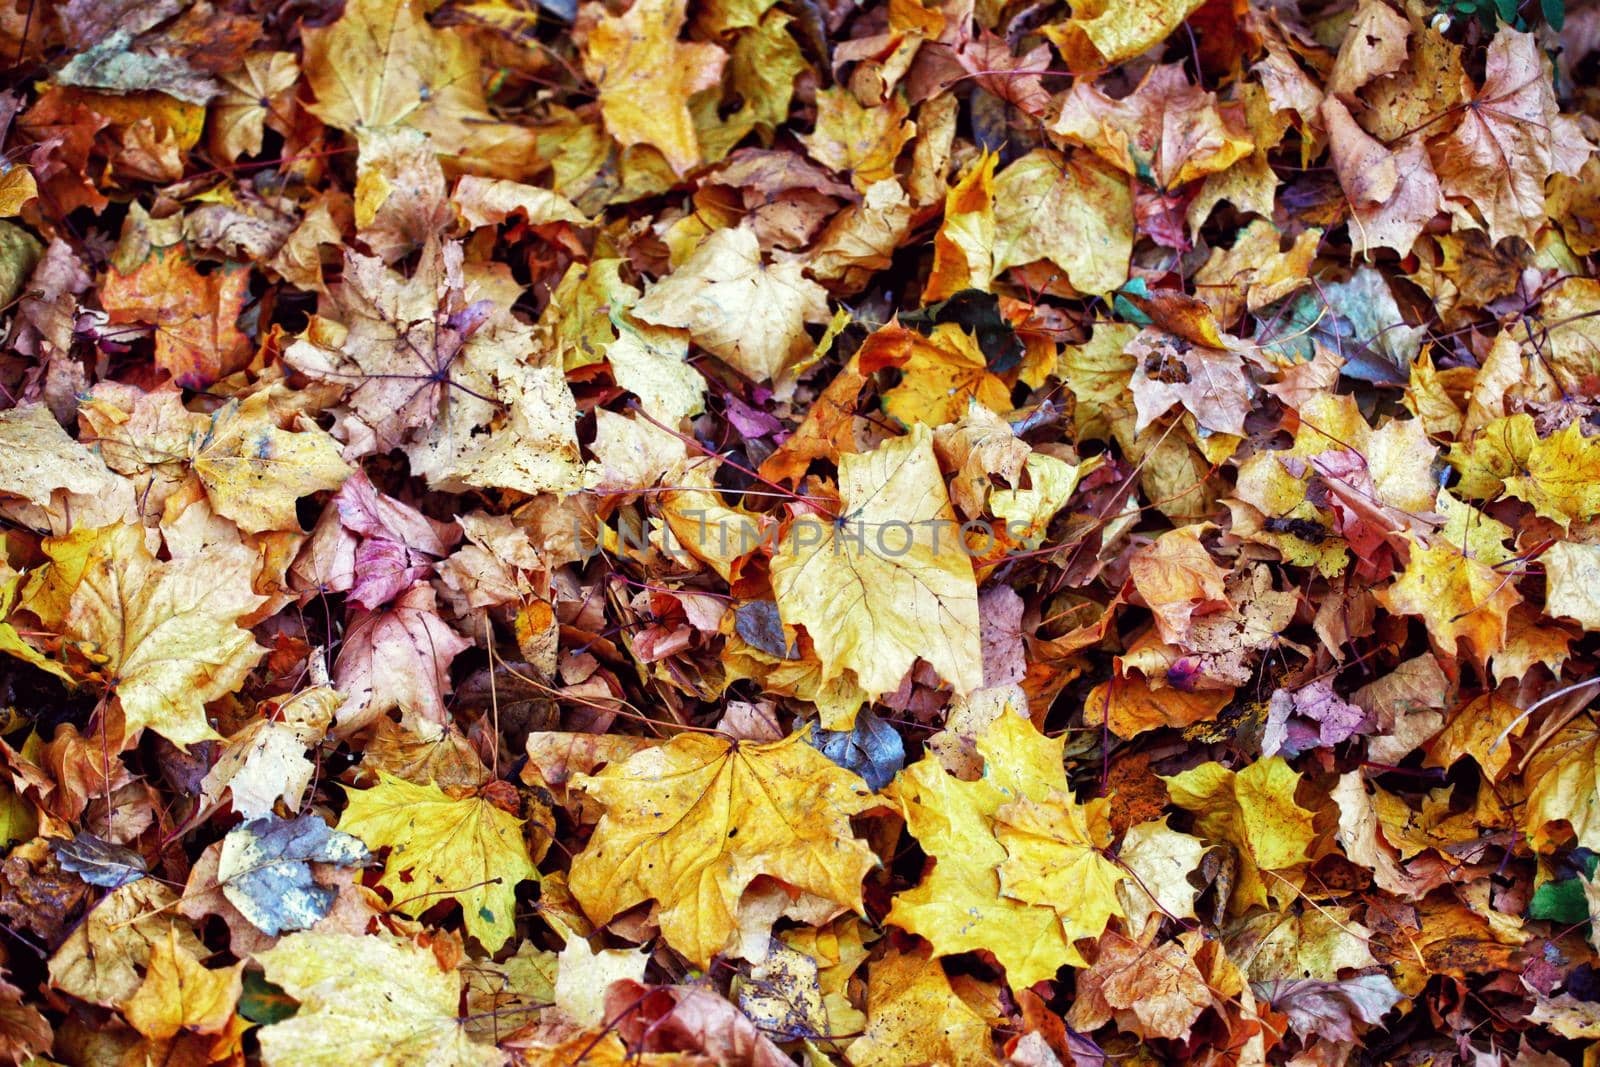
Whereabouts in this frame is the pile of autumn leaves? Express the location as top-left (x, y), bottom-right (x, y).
top-left (1, 0), bottom-right (1600, 1063)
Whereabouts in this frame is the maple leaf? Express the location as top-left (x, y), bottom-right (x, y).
top-left (632, 225), bottom-right (829, 386)
top-left (1043, 0), bottom-right (1206, 72)
top-left (1163, 757), bottom-right (1316, 913)
top-left (209, 51), bottom-right (297, 162)
top-left (303, 0), bottom-right (534, 171)
top-left (1067, 927), bottom-right (1213, 1042)
top-left (1377, 538), bottom-right (1522, 666)
top-left (770, 424), bottom-right (982, 710)
top-left (1432, 27), bottom-right (1590, 246)
top-left (199, 687), bottom-right (335, 820)
top-left (583, 0), bottom-right (728, 176)
top-left (19, 523), bottom-right (265, 748)
top-left (1052, 64), bottom-right (1253, 190)
top-left (990, 149), bottom-right (1133, 297)
top-left (887, 712), bottom-right (1122, 984)
top-left (48, 880), bottom-right (206, 1006)
top-left (801, 88), bottom-right (915, 192)
top-left (121, 927), bottom-right (243, 1040)
top-left (338, 772), bottom-right (537, 952)
top-left (190, 393), bottom-right (352, 534)
top-left (567, 729), bottom-right (876, 967)
top-left (254, 932), bottom-right (503, 1067)
top-left (99, 247), bottom-right (251, 389)
top-left (845, 947), bottom-right (998, 1067)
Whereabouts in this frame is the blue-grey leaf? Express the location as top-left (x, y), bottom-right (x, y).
top-left (810, 710), bottom-right (904, 791)
top-left (218, 814), bottom-right (370, 936)
top-left (52, 833), bottom-right (147, 888)
top-left (1257, 269), bottom-right (1424, 385)
top-left (735, 600), bottom-right (798, 660)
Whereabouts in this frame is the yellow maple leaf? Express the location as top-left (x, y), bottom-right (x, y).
top-left (1052, 64), bottom-right (1252, 190)
top-left (191, 393), bottom-right (352, 534)
top-left (19, 523), bottom-right (266, 748)
top-left (770, 425), bottom-right (982, 706)
top-left (338, 772), bottom-right (537, 952)
top-left (567, 730), bottom-right (876, 967)
top-left (880, 325), bottom-right (1011, 429)
top-left (1526, 716), bottom-right (1600, 853)
top-left (210, 52), bottom-right (298, 162)
top-left (991, 149), bottom-right (1132, 297)
top-left (583, 0), bottom-right (728, 176)
top-left (254, 931), bottom-right (503, 1067)
top-left (122, 927), bottom-right (242, 1040)
top-left (1043, 0), bottom-right (1206, 71)
top-left (303, 0), bottom-right (534, 172)
top-left (994, 790), bottom-right (1126, 948)
top-left (49, 881), bottom-right (206, 1006)
top-left (923, 151), bottom-right (996, 303)
top-left (1504, 420), bottom-right (1600, 527)
top-left (887, 712), bottom-right (1122, 984)
top-left (845, 947), bottom-right (999, 1067)
top-left (1162, 757), bottom-right (1316, 913)
top-left (801, 88), bottom-right (915, 192)
top-left (1377, 538), bottom-right (1522, 665)
top-left (1542, 542), bottom-right (1600, 632)
top-left (632, 226), bottom-right (830, 385)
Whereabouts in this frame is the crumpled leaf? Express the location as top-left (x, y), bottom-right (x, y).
top-left (1254, 975), bottom-right (1404, 1043)
top-left (809, 707), bottom-right (905, 792)
top-left (121, 927), bottom-right (243, 1040)
top-left (1163, 757), bottom-right (1316, 913)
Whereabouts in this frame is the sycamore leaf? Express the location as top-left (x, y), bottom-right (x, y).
top-left (583, 0), bottom-right (727, 176)
top-left (1127, 525), bottom-right (1230, 644)
top-left (1503, 421), bottom-right (1600, 528)
top-left (770, 425), bottom-right (982, 709)
top-left (254, 932), bottom-right (503, 1067)
top-left (338, 772), bottom-right (537, 952)
top-left (994, 790), bottom-right (1126, 949)
top-left (632, 226), bottom-right (829, 385)
top-left (1543, 542), bottom-right (1600, 631)
top-left (20, 523), bottom-right (265, 748)
top-left (568, 730), bottom-right (876, 967)
top-left (302, 0), bottom-right (534, 169)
